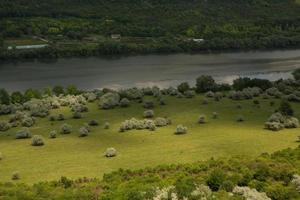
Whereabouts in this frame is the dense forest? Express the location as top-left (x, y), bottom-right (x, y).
top-left (0, 0), bottom-right (300, 60)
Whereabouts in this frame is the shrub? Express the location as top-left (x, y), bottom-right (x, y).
top-left (143, 110), bottom-right (154, 118)
top-left (154, 117), bottom-right (169, 127)
top-left (99, 92), bottom-right (120, 109)
top-left (233, 186), bottom-right (271, 200)
top-left (265, 122), bottom-right (284, 131)
top-left (60, 123), bottom-right (72, 134)
top-left (159, 98), bottom-right (166, 105)
top-left (105, 147), bottom-right (117, 157)
top-left (21, 117), bottom-right (35, 127)
top-left (143, 101), bottom-right (154, 109)
top-left (104, 122), bottom-right (110, 129)
top-left (0, 121), bottom-right (10, 132)
top-left (11, 171), bottom-right (20, 180)
top-left (175, 125), bottom-right (187, 135)
top-left (119, 118), bottom-right (158, 132)
top-left (31, 135), bottom-right (45, 146)
top-left (237, 115), bottom-right (245, 122)
top-left (265, 112), bottom-right (299, 131)
top-left (291, 175), bottom-right (300, 193)
top-left (71, 104), bottom-right (88, 113)
top-left (205, 91), bottom-right (215, 98)
top-left (49, 115), bottom-right (56, 121)
top-left (79, 127), bottom-right (89, 137)
top-left (202, 98), bottom-right (208, 105)
top-left (253, 100), bottom-right (260, 105)
top-left (15, 128), bottom-right (31, 139)
top-left (72, 112), bottom-right (82, 119)
top-left (49, 130), bottom-right (57, 139)
top-left (120, 98), bottom-right (130, 107)
top-left (175, 177), bottom-right (196, 198)
top-left (184, 90), bottom-right (195, 98)
top-left (190, 184), bottom-right (212, 199)
top-left (206, 169), bottom-right (226, 191)
top-left (284, 117), bottom-right (299, 128)
top-left (84, 92), bottom-right (97, 102)
top-left (57, 114), bottom-right (65, 121)
top-left (88, 120), bottom-right (99, 126)
top-left (212, 112), bottom-right (218, 119)
top-left (198, 115), bottom-right (207, 124)
top-left (221, 180), bottom-right (234, 192)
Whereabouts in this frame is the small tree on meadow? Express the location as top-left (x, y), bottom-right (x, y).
top-left (279, 100), bottom-right (294, 116)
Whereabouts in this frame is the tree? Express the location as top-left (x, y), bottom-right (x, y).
top-left (52, 86), bottom-right (64, 96)
top-left (177, 82), bottom-right (190, 93)
top-left (279, 100), bottom-right (293, 116)
top-left (196, 75), bottom-right (217, 93)
top-left (0, 88), bottom-right (10, 105)
top-left (24, 89), bottom-right (41, 101)
top-left (292, 68), bottom-right (300, 80)
top-left (11, 91), bottom-right (24, 104)
top-left (66, 85), bottom-right (79, 95)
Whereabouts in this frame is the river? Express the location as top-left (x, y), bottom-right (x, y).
top-left (0, 49), bottom-right (300, 91)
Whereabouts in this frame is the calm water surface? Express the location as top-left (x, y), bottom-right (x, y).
top-left (0, 49), bottom-right (300, 91)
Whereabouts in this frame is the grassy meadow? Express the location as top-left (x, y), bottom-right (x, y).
top-left (0, 95), bottom-right (299, 184)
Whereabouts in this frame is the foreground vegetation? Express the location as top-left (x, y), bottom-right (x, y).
top-left (0, 0), bottom-right (300, 60)
top-left (1, 146), bottom-right (300, 199)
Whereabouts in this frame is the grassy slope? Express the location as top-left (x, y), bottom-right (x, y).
top-left (0, 95), bottom-right (299, 183)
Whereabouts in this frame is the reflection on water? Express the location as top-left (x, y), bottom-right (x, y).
top-left (0, 49), bottom-right (299, 91)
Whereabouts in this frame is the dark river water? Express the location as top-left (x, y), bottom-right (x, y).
top-left (0, 49), bottom-right (300, 91)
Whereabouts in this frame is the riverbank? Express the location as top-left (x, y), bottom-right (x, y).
top-left (1, 37), bottom-right (300, 62)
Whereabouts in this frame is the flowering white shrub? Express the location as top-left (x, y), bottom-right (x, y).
top-left (291, 174), bottom-right (300, 193)
top-left (31, 135), bottom-right (45, 146)
top-left (233, 186), bottom-right (271, 200)
top-left (60, 123), bottom-right (72, 134)
top-left (0, 121), bottom-right (10, 131)
top-left (21, 116), bottom-right (35, 127)
top-left (105, 147), bottom-right (117, 157)
top-left (265, 112), bottom-right (299, 131)
top-left (143, 110), bottom-right (155, 118)
top-left (99, 92), bottom-right (120, 109)
top-left (15, 128), bottom-right (31, 139)
top-left (119, 118), bottom-right (159, 132)
top-left (175, 125), bottom-right (187, 135)
top-left (198, 115), bottom-right (207, 124)
top-left (120, 98), bottom-right (130, 107)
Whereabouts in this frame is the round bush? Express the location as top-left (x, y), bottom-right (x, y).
top-left (143, 110), bottom-right (155, 118)
top-left (264, 122), bottom-right (284, 131)
top-left (175, 125), bottom-right (187, 135)
top-left (21, 117), bottom-right (35, 127)
top-left (202, 99), bottom-right (209, 105)
top-left (99, 92), bottom-right (120, 109)
top-left (11, 171), bottom-right (20, 180)
top-left (120, 98), bottom-right (130, 107)
top-left (159, 98), bottom-right (166, 106)
top-left (88, 119), bottom-right (99, 126)
top-left (184, 90), bottom-right (195, 98)
top-left (49, 115), bottom-right (56, 121)
top-left (0, 121), bottom-right (11, 132)
top-left (79, 127), bottom-right (89, 137)
top-left (15, 128), bottom-right (31, 139)
top-left (284, 117), bottom-right (299, 128)
top-left (212, 112), bottom-right (218, 119)
top-left (105, 147), bottom-right (117, 157)
top-left (104, 122), bottom-right (110, 129)
top-left (60, 123), bottom-right (72, 134)
top-left (198, 115), bottom-right (207, 124)
top-left (143, 101), bottom-right (154, 109)
top-left (236, 115), bottom-right (245, 122)
top-left (72, 112), bottom-right (82, 119)
top-left (49, 130), bottom-right (57, 138)
top-left (31, 135), bottom-right (45, 146)
top-left (154, 117), bottom-right (169, 127)
top-left (55, 114), bottom-right (64, 121)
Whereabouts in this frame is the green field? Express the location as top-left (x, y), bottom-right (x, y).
top-left (0, 95), bottom-right (299, 184)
